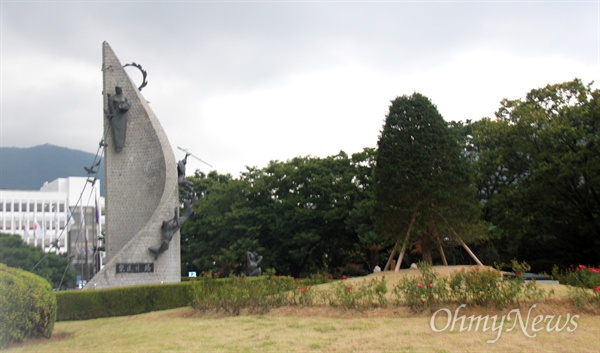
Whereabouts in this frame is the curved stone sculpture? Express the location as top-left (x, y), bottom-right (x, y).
top-left (86, 42), bottom-right (180, 288)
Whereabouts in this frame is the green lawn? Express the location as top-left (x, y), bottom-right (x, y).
top-left (6, 305), bottom-right (600, 353)
top-left (7, 267), bottom-right (600, 353)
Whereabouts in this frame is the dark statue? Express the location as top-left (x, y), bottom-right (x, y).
top-left (177, 152), bottom-right (195, 193)
top-left (107, 85), bottom-right (130, 152)
top-left (148, 193), bottom-right (197, 260)
top-left (246, 251), bottom-right (262, 276)
top-left (149, 153), bottom-right (200, 259)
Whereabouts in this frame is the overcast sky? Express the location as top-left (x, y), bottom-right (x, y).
top-left (1, 1), bottom-right (598, 177)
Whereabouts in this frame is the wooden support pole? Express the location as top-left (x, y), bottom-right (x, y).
top-left (384, 238), bottom-right (401, 271)
top-left (457, 236), bottom-right (483, 266)
top-left (431, 204), bottom-right (483, 267)
top-left (434, 228), bottom-right (448, 266)
top-left (394, 233), bottom-right (410, 272)
top-left (438, 242), bottom-right (448, 266)
top-left (394, 211), bottom-right (418, 272)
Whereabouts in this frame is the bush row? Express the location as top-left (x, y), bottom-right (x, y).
top-left (392, 261), bottom-right (547, 311)
top-left (55, 262), bottom-right (600, 322)
top-left (55, 273), bottom-right (325, 321)
top-left (55, 281), bottom-right (193, 321)
top-left (189, 262), bottom-right (557, 314)
top-left (0, 263), bottom-right (57, 349)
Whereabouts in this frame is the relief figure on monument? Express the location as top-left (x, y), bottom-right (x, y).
top-left (106, 85), bottom-right (131, 152)
top-left (177, 152), bottom-right (195, 193)
top-left (149, 189), bottom-right (198, 260)
top-left (150, 153), bottom-right (200, 259)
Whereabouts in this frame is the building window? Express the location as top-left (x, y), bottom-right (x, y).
top-left (37, 203), bottom-right (42, 212)
top-left (59, 203), bottom-right (65, 212)
top-left (5, 203), bottom-right (11, 212)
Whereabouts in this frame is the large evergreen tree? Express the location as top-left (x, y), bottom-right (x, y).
top-left (374, 93), bottom-right (481, 265)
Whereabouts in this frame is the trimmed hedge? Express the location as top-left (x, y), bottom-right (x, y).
top-left (56, 281), bottom-right (193, 321)
top-left (0, 263), bottom-right (57, 349)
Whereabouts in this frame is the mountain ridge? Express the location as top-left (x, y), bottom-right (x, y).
top-left (0, 144), bottom-right (105, 195)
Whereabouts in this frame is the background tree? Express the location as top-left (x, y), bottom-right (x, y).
top-left (471, 79), bottom-right (599, 271)
top-left (0, 233), bottom-right (76, 289)
top-left (243, 153), bottom-right (361, 277)
top-left (345, 147), bottom-right (389, 270)
top-left (181, 150), bottom-right (377, 277)
top-left (374, 93), bottom-right (482, 266)
top-left (180, 171), bottom-right (256, 276)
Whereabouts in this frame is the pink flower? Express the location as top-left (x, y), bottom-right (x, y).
top-left (342, 275), bottom-right (348, 280)
top-left (417, 283), bottom-right (422, 288)
top-left (594, 286), bottom-right (600, 293)
top-left (515, 272), bottom-right (521, 277)
top-left (579, 264), bottom-right (586, 270)
top-left (426, 284), bottom-right (431, 289)
top-left (296, 286), bottom-right (307, 293)
top-left (589, 268), bottom-right (599, 274)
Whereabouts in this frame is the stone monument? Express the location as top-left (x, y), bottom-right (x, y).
top-left (86, 42), bottom-right (181, 288)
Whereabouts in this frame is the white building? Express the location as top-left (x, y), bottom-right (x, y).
top-left (0, 177), bottom-right (104, 263)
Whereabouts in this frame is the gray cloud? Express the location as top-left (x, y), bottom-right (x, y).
top-left (1, 1), bottom-right (597, 176)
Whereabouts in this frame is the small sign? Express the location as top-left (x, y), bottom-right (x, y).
top-left (116, 263), bottom-right (154, 274)
top-left (188, 271), bottom-right (197, 278)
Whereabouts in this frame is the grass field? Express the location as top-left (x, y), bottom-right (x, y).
top-left (6, 266), bottom-right (600, 353)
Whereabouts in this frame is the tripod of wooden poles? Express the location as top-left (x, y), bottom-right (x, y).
top-left (383, 207), bottom-right (483, 272)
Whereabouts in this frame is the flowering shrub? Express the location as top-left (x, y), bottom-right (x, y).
top-left (393, 261), bottom-right (547, 311)
top-left (552, 264), bottom-right (600, 289)
top-left (301, 272), bottom-right (334, 286)
top-left (191, 271), bottom-right (296, 315)
top-left (447, 267), bottom-right (538, 308)
top-left (448, 267), bottom-right (506, 307)
top-left (289, 284), bottom-right (316, 306)
top-left (393, 262), bottom-right (449, 311)
top-left (567, 285), bottom-right (600, 309)
top-left (192, 262), bottom-right (554, 315)
top-left (552, 264), bottom-right (600, 309)
top-left (326, 276), bottom-right (388, 311)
